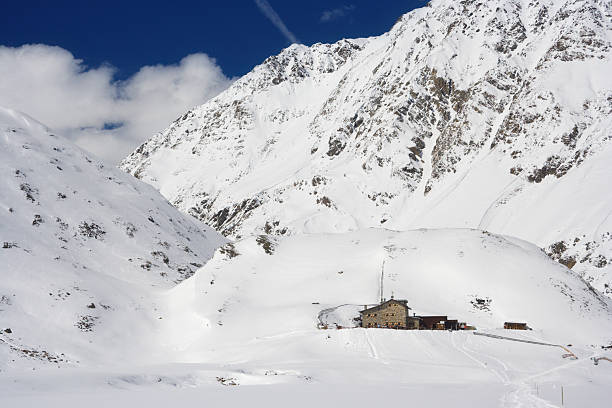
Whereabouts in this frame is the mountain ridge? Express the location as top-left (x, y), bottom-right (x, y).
top-left (121, 0), bottom-right (611, 295)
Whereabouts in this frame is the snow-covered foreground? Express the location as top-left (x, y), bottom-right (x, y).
top-left (2, 330), bottom-right (611, 408)
top-left (2, 228), bottom-right (611, 407)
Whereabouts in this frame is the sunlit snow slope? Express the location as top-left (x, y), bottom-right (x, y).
top-left (121, 0), bottom-right (612, 296)
top-left (161, 229), bottom-right (612, 354)
top-left (0, 107), bottom-right (225, 367)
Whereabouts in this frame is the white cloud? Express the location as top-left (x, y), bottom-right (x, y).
top-left (320, 5), bottom-right (356, 23)
top-left (254, 0), bottom-right (299, 44)
top-left (0, 44), bottom-right (232, 164)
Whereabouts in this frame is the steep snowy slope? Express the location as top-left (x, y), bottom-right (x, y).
top-left (121, 0), bottom-right (612, 296)
top-left (0, 107), bottom-right (225, 368)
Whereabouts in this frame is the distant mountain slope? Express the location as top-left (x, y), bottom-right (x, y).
top-left (121, 0), bottom-right (612, 296)
top-left (0, 107), bottom-right (224, 367)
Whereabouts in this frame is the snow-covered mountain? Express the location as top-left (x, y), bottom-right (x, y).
top-left (121, 0), bottom-right (612, 297)
top-left (2, 1), bottom-right (612, 403)
top-left (0, 107), bottom-right (225, 367)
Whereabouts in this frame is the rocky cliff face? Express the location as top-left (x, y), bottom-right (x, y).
top-left (121, 0), bottom-right (612, 295)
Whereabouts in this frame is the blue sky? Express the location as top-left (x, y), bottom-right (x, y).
top-left (3, 0), bottom-right (426, 78)
top-left (0, 0), bottom-right (427, 163)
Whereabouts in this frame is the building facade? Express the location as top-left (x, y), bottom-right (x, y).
top-left (360, 299), bottom-right (420, 329)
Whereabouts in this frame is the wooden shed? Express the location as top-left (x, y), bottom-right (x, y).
top-left (504, 322), bottom-right (529, 330)
top-left (418, 316), bottom-right (448, 330)
top-left (444, 319), bottom-right (459, 331)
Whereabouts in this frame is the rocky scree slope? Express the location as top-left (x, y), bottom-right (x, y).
top-left (0, 107), bottom-right (224, 368)
top-left (121, 0), bottom-right (612, 295)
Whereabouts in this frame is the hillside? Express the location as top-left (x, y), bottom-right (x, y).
top-left (121, 0), bottom-right (612, 297)
top-left (0, 107), bottom-right (225, 367)
top-left (3, 228), bottom-right (611, 407)
top-left (161, 228), bottom-right (612, 350)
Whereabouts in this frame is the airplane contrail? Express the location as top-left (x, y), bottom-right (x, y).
top-left (254, 0), bottom-right (300, 44)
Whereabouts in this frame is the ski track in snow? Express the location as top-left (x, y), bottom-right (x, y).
top-left (364, 329), bottom-right (379, 360)
top-left (454, 333), bottom-right (561, 408)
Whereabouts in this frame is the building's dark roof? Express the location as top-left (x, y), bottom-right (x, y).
top-left (360, 299), bottom-right (411, 314)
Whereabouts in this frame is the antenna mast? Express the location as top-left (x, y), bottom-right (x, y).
top-left (380, 260), bottom-right (385, 304)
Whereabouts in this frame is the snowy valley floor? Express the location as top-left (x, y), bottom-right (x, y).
top-left (2, 329), bottom-right (611, 408)
top-left (2, 229), bottom-right (611, 407)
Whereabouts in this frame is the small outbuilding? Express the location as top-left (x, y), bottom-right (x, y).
top-left (444, 319), bottom-right (459, 331)
top-left (504, 322), bottom-right (529, 330)
top-left (418, 316), bottom-right (448, 330)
